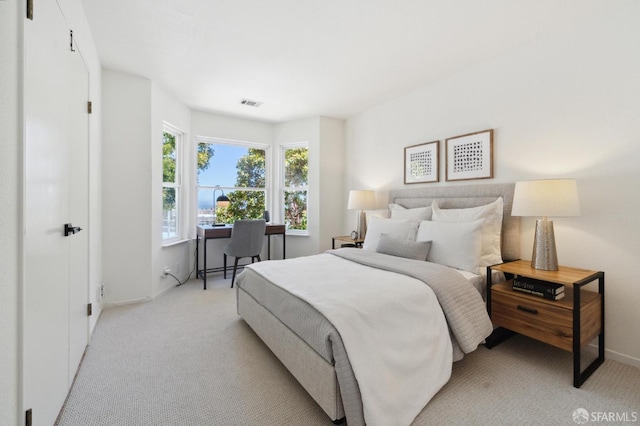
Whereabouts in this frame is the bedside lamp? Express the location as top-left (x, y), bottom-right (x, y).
top-left (511, 179), bottom-right (580, 271)
top-left (347, 190), bottom-right (376, 239)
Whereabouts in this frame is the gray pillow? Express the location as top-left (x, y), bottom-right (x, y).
top-left (375, 234), bottom-right (432, 261)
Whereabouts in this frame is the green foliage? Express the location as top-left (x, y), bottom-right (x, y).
top-left (163, 132), bottom-right (176, 183)
top-left (197, 143), bottom-right (215, 175)
top-left (195, 143), bottom-right (308, 231)
top-left (216, 148), bottom-right (266, 223)
top-left (163, 132), bottom-right (176, 211)
top-left (284, 190), bottom-right (307, 230)
top-left (164, 134), bottom-right (214, 211)
top-left (284, 147), bottom-right (308, 187)
top-left (283, 148), bottom-right (308, 230)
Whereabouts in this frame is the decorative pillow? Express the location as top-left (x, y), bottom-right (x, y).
top-left (375, 234), bottom-right (432, 261)
top-left (362, 218), bottom-right (419, 251)
top-left (416, 219), bottom-right (484, 273)
top-left (431, 198), bottom-right (504, 267)
top-left (389, 204), bottom-right (433, 221)
top-left (365, 208), bottom-right (390, 223)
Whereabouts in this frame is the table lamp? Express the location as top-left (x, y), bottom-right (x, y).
top-left (511, 179), bottom-right (580, 270)
top-left (212, 186), bottom-right (230, 226)
top-left (347, 190), bottom-right (376, 239)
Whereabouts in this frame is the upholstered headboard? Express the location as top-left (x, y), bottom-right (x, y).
top-left (388, 183), bottom-right (519, 261)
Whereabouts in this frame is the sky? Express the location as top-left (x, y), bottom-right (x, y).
top-left (197, 144), bottom-right (253, 209)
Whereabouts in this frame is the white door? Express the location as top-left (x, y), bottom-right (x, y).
top-left (23, 1), bottom-right (90, 424)
top-left (68, 38), bottom-right (90, 385)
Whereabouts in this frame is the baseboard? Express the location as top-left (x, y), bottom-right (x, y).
top-left (153, 283), bottom-right (175, 300)
top-left (586, 343), bottom-right (640, 368)
top-left (103, 297), bottom-right (151, 309)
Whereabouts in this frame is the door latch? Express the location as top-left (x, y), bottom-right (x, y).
top-left (64, 223), bottom-right (83, 236)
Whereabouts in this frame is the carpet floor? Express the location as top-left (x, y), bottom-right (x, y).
top-left (57, 276), bottom-right (640, 426)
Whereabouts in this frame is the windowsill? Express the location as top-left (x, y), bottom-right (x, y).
top-left (162, 238), bottom-right (190, 248)
top-left (285, 231), bottom-right (309, 237)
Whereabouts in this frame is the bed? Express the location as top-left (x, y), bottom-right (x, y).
top-left (235, 183), bottom-right (519, 426)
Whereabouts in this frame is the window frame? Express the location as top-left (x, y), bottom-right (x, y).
top-left (195, 136), bottom-right (271, 226)
top-left (162, 123), bottom-right (184, 245)
top-left (280, 142), bottom-right (309, 236)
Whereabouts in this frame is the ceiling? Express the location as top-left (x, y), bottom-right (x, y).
top-left (82, 0), bottom-right (610, 123)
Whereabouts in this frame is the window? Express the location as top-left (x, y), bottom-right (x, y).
top-left (196, 138), bottom-right (269, 225)
top-left (162, 125), bottom-right (183, 242)
top-left (281, 143), bottom-right (308, 234)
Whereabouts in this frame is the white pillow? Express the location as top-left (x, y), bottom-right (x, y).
top-left (431, 198), bottom-right (504, 267)
top-left (416, 219), bottom-right (484, 273)
top-left (363, 218), bottom-right (419, 251)
top-left (365, 208), bottom-right (390, 223)
top-left (389, 204), bottom-right (433, 221)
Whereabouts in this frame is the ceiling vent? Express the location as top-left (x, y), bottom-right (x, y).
top-left (240, 98), bottom-right (263, 108)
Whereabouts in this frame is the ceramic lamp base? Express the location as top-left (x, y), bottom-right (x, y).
top-left (531, 218), bottom-right (558, 271)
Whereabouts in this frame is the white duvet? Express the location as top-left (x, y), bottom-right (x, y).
top-left (251, 253), bottom-right (452, 426)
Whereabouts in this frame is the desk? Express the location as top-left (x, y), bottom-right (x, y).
top-left (196, 224), bottom-right (286, 290)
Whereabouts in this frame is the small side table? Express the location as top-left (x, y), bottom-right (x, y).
top-left (331, 235), bottom-right (365, 249)
top-left (486, 260), bottom-right (604, 388)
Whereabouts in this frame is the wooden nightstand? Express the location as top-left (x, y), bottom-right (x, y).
top-left (486, 260), bottom-right (605, 388)
top-left (331, 235), bottom-right (364, 249)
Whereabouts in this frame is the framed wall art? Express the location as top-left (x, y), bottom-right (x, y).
top-left (404, 141), bottom-right (439, 184)
top-left (446, 129), bottom-right (493, 181)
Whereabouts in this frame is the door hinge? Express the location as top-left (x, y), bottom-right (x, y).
top-left (25, 408), bottom-right (32, 426)
top-left (87, 303), bottom-right (92, 316)
top-left (87, 101), bottom-right (92, 114)
top-left (26, 0), bottom-right (33, 20)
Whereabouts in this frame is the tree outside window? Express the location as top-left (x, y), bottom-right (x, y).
top-left (197, 140), bottom-right (268, 225)
top-left (162, 130), bottom-right (180, 241)
top-left (282, 145), bottom-right (308, 232)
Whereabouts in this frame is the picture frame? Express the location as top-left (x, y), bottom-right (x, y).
top-left (404, 140), bottom-right (439, 184)
top-left (445, 129), bottom-right (493, 181)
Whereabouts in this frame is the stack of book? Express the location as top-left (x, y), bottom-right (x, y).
top-left (512, 276), bottom-right (565, 300)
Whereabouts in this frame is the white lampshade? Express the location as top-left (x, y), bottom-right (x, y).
top-left (512, 179), bottom-right (580, 218)
top-left (347, 190), bottom-right (376, 210)
top-left (512, 178), bottom-right (580, 271)
top-left (347, 190), bottom-right (375, 240)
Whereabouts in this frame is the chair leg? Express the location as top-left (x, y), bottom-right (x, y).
top-left (256, 255), bottom-right (261, 262)
top-left (231, 257), bottom-right (240, 288)
top-left (224, 254), bottom-right (227, 279)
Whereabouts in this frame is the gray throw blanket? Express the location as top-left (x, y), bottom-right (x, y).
top-left (329, 248), bottom-right (493, 354)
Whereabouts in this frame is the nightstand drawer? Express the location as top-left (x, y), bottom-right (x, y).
top-left (491, 288), bottom-right (573, 351)
top-left (491, 283), bottom-right (601, 352)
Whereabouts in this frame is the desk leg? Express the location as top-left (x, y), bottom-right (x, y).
top-left (203, 236), bottom-right (207, 290)
top-left (282, 233), bottom-right (286, 259)
top-left (196, 235), bottom-right (200, 280)
top-left (267, 235), bottom-right (271, 260)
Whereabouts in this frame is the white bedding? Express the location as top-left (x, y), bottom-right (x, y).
top-left (249, 253), bottom-right (452, 426)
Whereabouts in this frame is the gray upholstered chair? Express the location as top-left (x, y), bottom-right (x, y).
top-left (223, 219), bottom-right (266, 288)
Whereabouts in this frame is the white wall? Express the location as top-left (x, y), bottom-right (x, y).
top-left (0, 1), bottom-right (22, 423)
top-left (102, 70), bottom-right (153, 304)
top-left (317, 117), bottom-right (346, 252)
top-left (346, 2), bottom-right (640, 365)
top-left (151, 82), bottom-right (192, 297)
